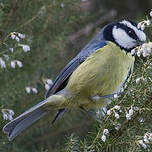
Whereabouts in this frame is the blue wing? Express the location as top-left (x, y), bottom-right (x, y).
top-left (45, 29), bottom-right (107, 97)
top-left (45, 29), bottom-right (107, 124)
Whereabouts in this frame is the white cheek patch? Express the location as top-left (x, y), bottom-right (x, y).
top-left (121, 20), bottom-right (146, 42)
top-left (112, 26), bottom-right (136, 49)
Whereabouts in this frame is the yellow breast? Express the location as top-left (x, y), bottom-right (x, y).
top-left (66, 42), bottom-right (135, 109)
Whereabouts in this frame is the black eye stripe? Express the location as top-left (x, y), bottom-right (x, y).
top-left (128, 30), bottom-right (138, 40)
top-left (116, 23), bottom-right (138, 40)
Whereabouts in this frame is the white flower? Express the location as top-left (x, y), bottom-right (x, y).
top-left (9, 48), bottom-right (14, 53)
top-left (138, 117), bottom-right (144, 123)
top-left (147, 47), bottom-right (151, 54)
top-left (32, 88), bottom-right (38, 94)
top-left (115, 123), bottom-right (121, 130)
top-left (131, 49), bottom-right (136, 55)
top-left (149, 42), bottom-right (152, 48)
top-left (133, 106), bottom-right (139, 111)
top-left (45, 84), bottom-right (50, 90)
top-left (3, 54), bottom-right (9, 61)
top-left (143, 52), bottom-right (147, 57)
top-left (146, 20), bottom-right (151, 26)
top-left (18, 33), bottom-right (25, 39)
top-left (144, 135), bottom-right (149, 144)
top-left (9, 109), bottom-right (14, 115)
top-left (11, 34), bottom-right (16, 39)
top-left (150, 11), bottom-right (152, 17)
top-left (11, 61), bottom-right (16, 69)
top-left (149, 133), bottom-right (152, 141)
top-left (131, 42), bottom-right (152, 58)
top-left (25, 87), bottom-right (31, 94)
top-left (140, 24), bottom-right (145, 30)
top-left (114, 112), bottom-right (120, 119)
top-left (22, 45), bottom-right (30, 52)
top-left (114, 105), bottom-right (120, 110)
top-left (136, 77), bottom-right (141, 84)
top-left (8, 115), bottom-right (13, 121)
top-left (126, 113), bottom-right (131, 120)
top-left (19, 44), bottom-right (30, 52)
top-left (101, 135), bottom-right (106, 142)
top-left (15, 36), bottom-right (20, 42)
top-left (11, 32), bottom-right (22, 42)
top-left (129, 108), bottom-right (133, 116)
top-left (46, 79), bottom-right (53, 85)
top-left (0, 58), bottom-right (6, 68)
top-left (107, 109), bottom-right (111, 115)
top-left (138, 140), bottom-right (147, 149)
top-left (3, 113), bottom-right (8, 120)
top-left (142, 43), bottom-right (147, 49)
top-left (126, 107), bottom-right (134, 120)
top-left (11, 33), bottom-right (20, 42)
top-left (61, 3), bottom-right (64, 8)
top-left (16, 60), bottom-right (23, 68)
top-left (137, 50), bottom-right (142, 57)
top-left (1, 109), bottom-right (14, 121)
top-left (103, 129), bottom-right (109, 135)
top-left (137, 22), bottom-right (142, 29)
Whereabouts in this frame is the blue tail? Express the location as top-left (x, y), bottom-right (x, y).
top-left (3, 100), bottom-right (48, 141)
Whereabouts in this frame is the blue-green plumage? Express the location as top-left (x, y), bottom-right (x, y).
top-left (3, 20), bottom-right (146, 141)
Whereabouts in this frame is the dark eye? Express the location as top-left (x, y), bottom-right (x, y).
top-left (128, 30), bottom-right (137, 39)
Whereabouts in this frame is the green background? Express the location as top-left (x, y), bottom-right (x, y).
top-left (0, 0), bottom-right (152, 151)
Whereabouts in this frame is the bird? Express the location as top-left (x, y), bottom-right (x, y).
top-left (3, 20), bottom-right (146, 141)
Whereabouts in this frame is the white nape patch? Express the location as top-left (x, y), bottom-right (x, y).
top-left (112, 26), bottom-right (136, 49)
top-left (120, 20), bottom-right (146, 42)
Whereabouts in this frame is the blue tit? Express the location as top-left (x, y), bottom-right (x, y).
top-left (3, 20), bottom-right (146, 141)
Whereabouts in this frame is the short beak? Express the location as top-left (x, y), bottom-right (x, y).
top-left (136, 39), bottom-right (146, 46)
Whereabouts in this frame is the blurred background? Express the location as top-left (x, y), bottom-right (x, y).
top-left (0, 0), bottom-right (152, 151)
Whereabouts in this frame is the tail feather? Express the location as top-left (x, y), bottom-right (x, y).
top-left (3, 99), bottom-right (48, 141)
top-left (3, 94), bottom-right (67, 141)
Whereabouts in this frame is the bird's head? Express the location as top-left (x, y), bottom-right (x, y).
top-left (103, 20), bottom-right (146, 52)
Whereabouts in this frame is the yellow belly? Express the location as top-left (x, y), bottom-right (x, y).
top-left (65, 42), bottom-right (135, 109)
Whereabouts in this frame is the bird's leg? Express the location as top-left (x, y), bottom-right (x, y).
top-left (91, 94), bottom-right (115, 102)
top-left (80, 106), bottom-right (102, 123)
top-left (91, 92), bottom-right (122, 102)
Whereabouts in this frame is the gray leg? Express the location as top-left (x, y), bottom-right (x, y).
top-left (80, 106), bottom-right (102, 123)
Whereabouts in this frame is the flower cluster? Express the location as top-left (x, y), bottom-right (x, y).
top-left (0, 32), bottom-right (31, 69)
top-left (131, 10), bottom-right (152, 57)
top-left (125, 106), bottom-right (139, 120)
top-left (11, 60), bottom-right (23, 68)
top-left (25, 87), bottom-right (38, 94)
top-left (137, 20), bottom-right (151, 31)
top-left (138, 132), bottom-right (152, 149)
top-left (101, 129), bottom-right (109, 142)
top-left (107, 105), bottom-right (121, 119)
top-left (137, 11), bottom-right (152, 30)
top-left (1, 109), bottom-right (14, 121)
top-left (43, 78), bottom-right (53, 91)
top-left (131, 42), bottom-right (152, 57)
top-left (126, 107), bottom-right (134, 120)
top-left (0, 57), bottom-right (6, 68)
top-left (114, 122), bottom-right (121, 130)
top-left (11, 32), bottom-right (25, 42)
